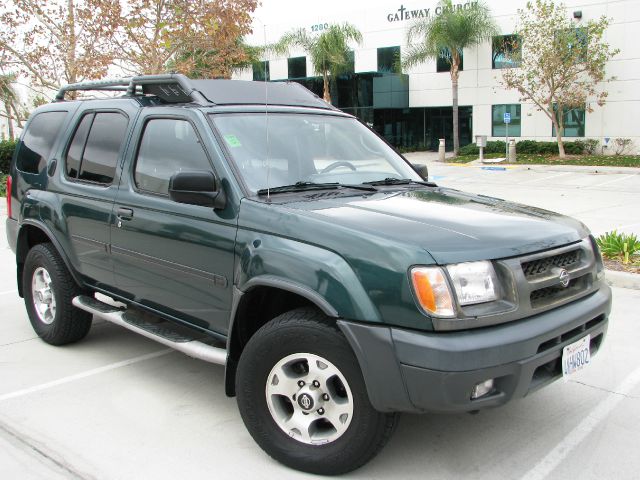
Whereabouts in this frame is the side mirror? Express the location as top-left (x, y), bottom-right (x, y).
top-left (412, 163), bottom-right (429, 180)
top-left (168, 171), bottom-right (226, 209)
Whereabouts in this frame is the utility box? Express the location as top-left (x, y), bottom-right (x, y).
top-left (475, 135), bottom-right (487, 147)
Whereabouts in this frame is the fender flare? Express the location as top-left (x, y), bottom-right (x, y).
top-left (16, 219), bottom-right (85, 295)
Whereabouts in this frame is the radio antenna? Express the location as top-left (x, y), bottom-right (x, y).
top-left (263, 23), bottom-right (271, 202)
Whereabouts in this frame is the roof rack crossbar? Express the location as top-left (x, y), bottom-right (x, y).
top-left (55, 73), bottom-right (208, 105)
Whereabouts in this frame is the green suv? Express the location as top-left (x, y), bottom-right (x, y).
top-left (5, 74), bottom-right (611, 475)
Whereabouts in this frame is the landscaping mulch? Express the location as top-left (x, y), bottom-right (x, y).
top-left (604, 258), bottom-right (640, 274)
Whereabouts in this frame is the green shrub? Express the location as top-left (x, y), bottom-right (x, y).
top-left (459, 141), bottom-right (506, 156)
top-left (0, 140), bottom-right (18, 173)
top-left (583, 138), bottom-right (599, 154)
top-left (564, 141), bottom-right (585, 155)
top-left (597, 230), bottom-right (640, 264)
top-left (0, 174), bottom-right (7, 197)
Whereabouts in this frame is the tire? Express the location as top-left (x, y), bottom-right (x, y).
top-left (236, 308), bottom-right (398, 475)
top-left (23, 243), bottom-right (92, 345)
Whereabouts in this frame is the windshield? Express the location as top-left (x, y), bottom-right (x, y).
top-left (210, 113), bottom-right (422, 193)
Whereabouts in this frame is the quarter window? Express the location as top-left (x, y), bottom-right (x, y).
top-left (65, 112), bottom-right (128, 184)
top-left (17, 111), bottom-right (68, 174)
top-left (135, 119), bottom-right (212, 195)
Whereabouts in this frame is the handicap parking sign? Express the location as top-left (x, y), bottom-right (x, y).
top-left (504, 112), bottom-right (511, 124)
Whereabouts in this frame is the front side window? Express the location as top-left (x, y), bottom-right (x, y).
top-left (17, 111), bottom-right (68, 174)
top-left (552, 105), bottom-right (585, 137)
top-left (288, 57), bottom-right (307, 79)
top-left (492, 35), bottom-right (520, 69)
top-left (437, 48), bottom-right (463, 72)
top-left (65, 112), bottom-right (128, 184)
top-left (492, 104), bottom-right (521, 137)
top-left (135, 119), bottom-right (211, 195)
top-left (211, 113), bottom-right (421, 193)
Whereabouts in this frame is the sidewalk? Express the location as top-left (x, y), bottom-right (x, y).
top-left (403, 151), bottom-right (640, 175)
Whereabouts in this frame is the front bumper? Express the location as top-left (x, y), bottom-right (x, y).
top-left (338, 285), bottom-right (612, 414)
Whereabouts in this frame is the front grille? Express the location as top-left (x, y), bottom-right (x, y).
top-left (529, 275), bottom-right (590, 308)
top-left (522, 249), bottom-right (581, 279)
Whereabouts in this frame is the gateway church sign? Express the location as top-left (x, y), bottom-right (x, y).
top-left (387, 2), bottom-right (478, 22)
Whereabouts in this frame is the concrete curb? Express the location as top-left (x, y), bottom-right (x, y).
top-left (605, 269), bottom-right (640, 290)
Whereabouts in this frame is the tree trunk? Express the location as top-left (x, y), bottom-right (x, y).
top-left (4, 103), bottom-right (14, 140)
top-left (323, 71), bottom-right (331, 103)
top-left (551, 104), bottom-right (566, 158)
top-left (450, 60), bottom-right (460, 156)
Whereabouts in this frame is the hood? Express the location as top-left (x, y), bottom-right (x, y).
top-left (284, 187), bottom-right (588, 264)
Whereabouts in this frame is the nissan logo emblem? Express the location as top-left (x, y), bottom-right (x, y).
top-left (298, 394), bottom-right (314, 410)
top-left (559, 269), bottom-right (570, 288)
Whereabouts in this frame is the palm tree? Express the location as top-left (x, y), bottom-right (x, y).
top-left (272, 23), bottom-right (362, 103)
top-left (404, 1), bottom-right (498, 155)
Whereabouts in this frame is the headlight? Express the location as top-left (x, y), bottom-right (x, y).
top-left (446, 261), bottom-right (500, 306)
top-left (410, 267), bottom-right (455, 317)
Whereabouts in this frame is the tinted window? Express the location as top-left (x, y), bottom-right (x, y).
top-left (66, 114), bottom-right (94, 178)
top-left (288, 57), bottom-right (306, 79)
top-left (78, 113), bottom-right (128, 184)
top-left (492, 104), bottom-right (521, 137)
top-left (377, 46), bottom-right (400, 73)
top-left (135, 119), bottom-right (211, 195)
top-left (437, 48), bottom-right (463, 72)
top-left (492, 35), bottom-right (520, 69)
top-left (253, 60), bottom-right (270, 81)
top-left (17, 111), bottom-right (68, 173)
top-left (552, 106), bottom-right (585, 137)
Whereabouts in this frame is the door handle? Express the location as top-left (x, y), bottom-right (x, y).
top-left (116, 207), bottom-right (134, 220)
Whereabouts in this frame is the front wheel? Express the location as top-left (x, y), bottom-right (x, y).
top-left (236, 308), bottom-right (397, 475)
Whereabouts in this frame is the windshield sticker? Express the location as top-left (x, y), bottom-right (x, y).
top-left (224, 134), bottom-right (242, 148)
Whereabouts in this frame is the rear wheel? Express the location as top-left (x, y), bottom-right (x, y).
top-left (236, 308), bottom-right (397, 475)
top-left (23, 243), bottom-right (92, 345)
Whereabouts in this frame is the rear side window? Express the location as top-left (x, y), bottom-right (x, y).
top-left (17, 111), bottom-right (68, 173)
top-left (65, 112), bottom-right (129, 185)
top-left (134, 119), bottom-right (211, 195)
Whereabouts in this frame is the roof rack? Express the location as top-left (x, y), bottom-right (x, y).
top-left (55, 74), bottom-right (209, 105)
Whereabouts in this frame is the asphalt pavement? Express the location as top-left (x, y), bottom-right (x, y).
top-left (1, 164), bottom-right (640, 479)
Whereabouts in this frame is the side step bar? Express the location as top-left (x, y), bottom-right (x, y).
top-left (72, 295), bottom-right (227, 365)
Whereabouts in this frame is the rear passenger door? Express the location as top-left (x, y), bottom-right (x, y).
top-left (56, 108), bottom-right (133, 286)
top-left (111, 109), bottom-right (237, 335)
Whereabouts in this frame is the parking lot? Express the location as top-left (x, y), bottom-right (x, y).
top-left (2, 163), bottom-right (640, 479)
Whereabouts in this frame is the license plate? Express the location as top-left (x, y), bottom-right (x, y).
top-left (562, 334), bottom-right (591, 377)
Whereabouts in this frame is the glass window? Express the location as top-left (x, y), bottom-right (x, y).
top-left (377, 46), bottom-right (401, 73)
top-left (492, 104), bottom-right (521, 137)
top-left (135, 119), bottom-right (211, 195)
top-left (437, 48), bottom-right (463, 72)
top-left (66, 114), bottom-right (94, 178)
top-left (17, 111), bottom-right (68, 173)
top-left (288, 57), bottom-right (306, 79)
top-left (211, 113), bottom-right (422, 193)
top-left (78, 112), bottom-right (128, 184)
top-left (552, 105), bottom-right (585, 137)
top-left (252, 61), bottom-right (270, 81)
top-left (492, 35), bottom-right (520, 69)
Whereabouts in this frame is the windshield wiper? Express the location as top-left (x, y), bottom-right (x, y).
top-left (257, 181), bottom-right (377, 196)
top-left (363, 178), bottom-right (437, 187)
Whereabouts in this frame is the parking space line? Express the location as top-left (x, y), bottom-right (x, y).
top-left (0, 349), bottom-right (173, 403)
top-left (592, 174), bottom-right (638, 188)
top-left (520, 364), bottom-right (640, 480)
top-left (519, 172), bottom-right (572, 185)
